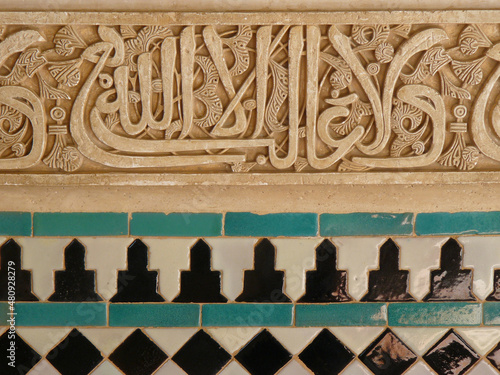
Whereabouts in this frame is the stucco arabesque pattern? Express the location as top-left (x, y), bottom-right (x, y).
top-left (1, 20), bottom-right (500, 175)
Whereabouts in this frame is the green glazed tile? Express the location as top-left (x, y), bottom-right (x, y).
top-left (320, 213), bottom-right (414, 236)
top-left (225, 212), bottom-right (318, 237)
top-left (295, 303), bottom-right (386, 326)
top-left (483, 302), bottom-right (500, 325)
top-left (33, 212), bottom-right (128, 236)
top-left (202, 303), bottom-right (293, 326)
top-left (0, 303), bottom-right (107, 326)
top-left (109, 304), bottom-right (200, 327)
top-left (0, 212), bottom-right (31, 236)
top-left (388, 303), bottom-right (482, 326)
top-left (130, 213), bottom-right (222, 237)
top-left (415, 212), bottom-right (500, 235)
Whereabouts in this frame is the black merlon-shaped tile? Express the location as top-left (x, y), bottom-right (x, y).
top-left (109, 329), bottom-right (168, 375)
top-left (361, 238), bottom-right (414, 302)
top-left (48, 239), bottom-right (102, 302)
top-left (0, 239), bottom-right (38, 301)
top-left (424, 238), bottom-right (477, 301)
top-left (46, 328), bottom-right (103, 375)
top-left (0, 331), bottom-right (41, 375)
top-left (236, 238), bottom-right (290, 303)
top-left (110, 239), bottom-right (164, 302)
top-left (172, 330), bottom-right (231, 375)
top-left (298, 239), bottom-right (351, 303)
top-left (173, 239), bottom-right (227, 303)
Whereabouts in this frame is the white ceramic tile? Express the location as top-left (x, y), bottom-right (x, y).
top-left (219, 360), bottom-right (249, 375)
top-left (90, 360), bottom-right (122, 375)
top-left (392, 328), bottom-right (448, 356)
top-left (18, 238), bottom-right (67, 301)
top-left (155, 360), bottom-right (187, 375)
top-left (27, 359), bottom-right (60, 375)
top-left (328, 327), bottom-right (385, 355)
top-left (398, 237), bottom-right (446, 301)
top-left (273, 238), bottom-right (323, 301)
top-left (80, 328), bottom-right (135, 356)
top-left (277, 359), bottom-right (311, 374)
top-left (404, 361), bottom-right (434, 375)
top-left (455, 328), bottom-right (500, 355)
top-left (335, 237), bottom-right (387, 300)
top-left (340, 359), bottom-right (371, 375)
top-left (467, 360), bottom-right (498, 375)
top-left (268, 328), bottom-right (321, 355)
top-left (82, 238), bottom-right (132, 300)
top-left (207, 327), bottom-right (261, 354)
top-left (460, 237), bottom-right (500, 300)
top-left (210, 238), bottom-right (257, 301)
top-left (17, 328), bottom-right (72, 356)
top-left (145, 328), bottom-right (198, 356)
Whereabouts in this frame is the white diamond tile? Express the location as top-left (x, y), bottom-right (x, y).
top-left (207, 327), bottom-right (261, 354)
top-left (145, 328), bottom-right (199, 356)
top-left (268, 328), bottom-right (321, 354)
top-left (17, 328), bottom-right (72, 356)
top-left (90, 360), bottom-right (122, 375)
top-left (277, 359), bottom-right (311, 374)
top-left (80, 328), bottom-right (135, 356)
top-left (341, 359), bottom-right (372, 375)
top-left (155, 360), bottom-right (187, 375)
top-left (28, 359), bottom-right (60, 375)
top-left (219, 360), bottom-right (249, 375)
top-left (467, 360), bottom-right (498, 375)
top-left (456, 328), bottom-right (500, 356)
top-left (392, 327), bottom-right (448, 356)
top-left (404, 361), bottom-right (434, 375)
top-left (328, 327), bottom-right (385, 355)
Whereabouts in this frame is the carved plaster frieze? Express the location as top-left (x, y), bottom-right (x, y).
top-left (1, 11), bottom-right (500, 185)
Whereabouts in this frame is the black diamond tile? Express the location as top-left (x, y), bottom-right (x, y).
top-left (235, 329), bottom-right (292, 375)
top-left (173, 330), bottom-right (231, 375)
top-left (487, 341), bottom-right (500, 371)
top-left (424, 330), bottom-right (479, 375)
top-left (299, 329), bottom-right (354, 375)
top-left (0, 330), bottom-right (41, 375)
top-left (109, 329), bottom-right (168, 375)
top-left (359, 328), bottom-right (417, 375)
top-left (46, 328), bottom-right (103, 375)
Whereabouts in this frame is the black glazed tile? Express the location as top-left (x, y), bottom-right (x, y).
top-left (424, 238), bottom-right (476, 301)
top-left (423, 329), bottom-right (479, 375)
top-left (46, 328), bottom-right (103, 375)
top-left (298, 239), bottom-right (351, 303)
top-left (0, 239), bottom-right (38, 301)
top-left (110, 239), bottom-right (165, 302)
top-left (173, 239), bottom-right (227, 303)
top-left (172, 330), bottom-right (231, 375)
top-left (235, 329), bottom-right (292, 375)
top-left (235, 238), bottom-right (290, 303)
top-left (48, 239), bottom-right (102, 302)
top-left (109, 329), bottom-right (168, 375)
top-left (361, 238), bottom-right (415, 302)
top-left (487, 341), bottom-right (500, 370)
top-left (359, 328), bottom-right (417, 375)
top-left (298, 328), bottom-right (354, 375)
top-left (487, 270), bottom-right (500, 301)
top-left (0, 330), bottom-right (41, 375)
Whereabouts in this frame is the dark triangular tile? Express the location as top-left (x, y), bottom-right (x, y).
top-left (48, 239), bottom-right (102, 302)
top-left (487, 270), bottom-right (500, 301)
top-left (0, 239), bottom-right (38, 301)
top-left (46, 328), bottom-right (103, 375)
top-left (361, 239), bottom-right (415, 302)
top-left (173, 239), bottom-right (227, 303)
top-left (423, 329), bottom-right (479, 375)
top-left (172, 330), bottom-right (231, 375)
top-left (359, 328), bottom-right (417, 375)
top-left (110, 239), bottom-right (164, 302)
top-left (487, 341), bottom-right (500, 371)
top-left (298, 329), bottom-right (354, 375)
top-left (424, 238), bottom-right (476, 301)
top-left (0, 330), bottom-right (41, 375)
top-left (109, 329), bottom-right (168, 375)
top-left (235, 329), bottom-right (292, 375)
top-left (236, 239), bottom-right (290, 303)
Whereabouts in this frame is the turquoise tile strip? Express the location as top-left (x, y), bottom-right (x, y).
top-left (483, 303), bottom-right (500, 325)
top-left (320, 213), bottom-right (414, 236)
top-left (130, 212), bottom-right (222, 237)
top-left (109, 304), bottom-right (200, 327)
top-left (388, 303), bottom-right (482, 326)
top-left (0, 303), bottom-right (107, 326)
top-left (415, 212), bottom-right (500, 235)
top-left (0, 212), bottom-right (31, 236)
top-left (33, 212), bottom-right (128, 236)
top-left (295, 303), bottom-right (386, 326)
top-left (202, 303), bottom-right (293, 327)
top-left (225, 212), bottom-right (318, 237)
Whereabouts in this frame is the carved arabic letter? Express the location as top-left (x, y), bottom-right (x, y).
top-left (179, 26), bottom-right (195, 139)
